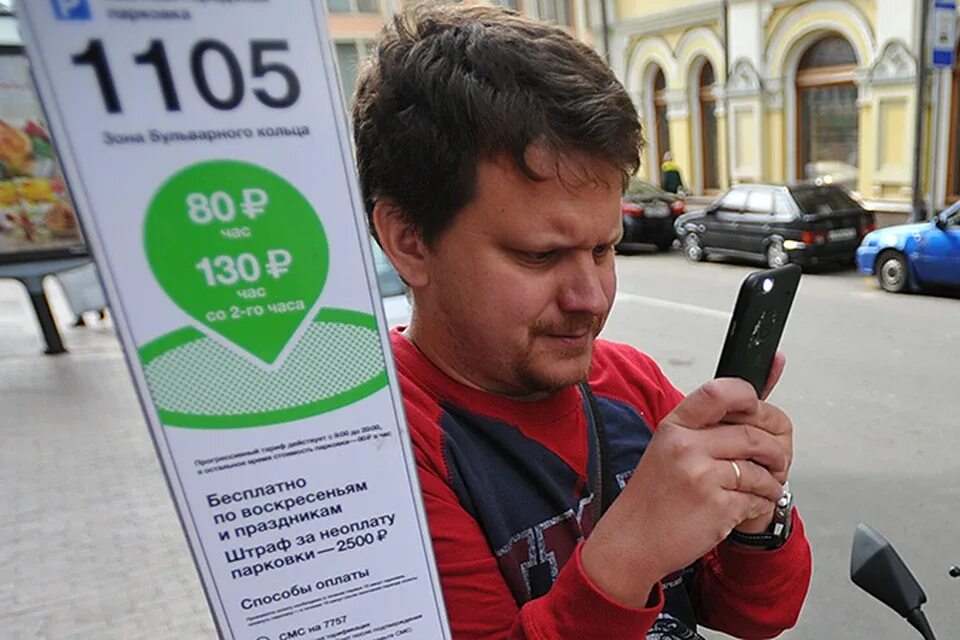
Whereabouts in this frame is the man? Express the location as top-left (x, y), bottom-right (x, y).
top-left (353, 6), bottom-right (811, 639)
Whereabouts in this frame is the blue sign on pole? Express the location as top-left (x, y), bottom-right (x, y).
top-left (932, 0), bottom-right (957, 68)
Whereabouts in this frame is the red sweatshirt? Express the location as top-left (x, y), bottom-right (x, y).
top-left (392, 330), bottom-right (812, 639)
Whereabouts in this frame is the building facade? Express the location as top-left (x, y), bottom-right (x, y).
top-left (605, 0), bottom-right (960, 213)
top-left (328, 0), bottom-right (595, 107)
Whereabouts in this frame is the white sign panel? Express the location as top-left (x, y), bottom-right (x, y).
top-left (932, 0), bottom-right (957, 67)
top-left (18, 2), bottom-right (451, 639)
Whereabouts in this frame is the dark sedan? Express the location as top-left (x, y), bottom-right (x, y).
top-left (675, 184), bottom-right (875, 268)
top-left (616, 179), bottom-right (685, 252)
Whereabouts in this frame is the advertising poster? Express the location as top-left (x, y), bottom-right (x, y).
top-left (0, 49), bottom-right (85, 264)
top-left (18, 2), bottom-right (451, 639)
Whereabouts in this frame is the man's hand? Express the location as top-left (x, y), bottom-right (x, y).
top-left (580, 377), bottom-right (788, 607)
top-left (726, 351), bottom-right (794, 534)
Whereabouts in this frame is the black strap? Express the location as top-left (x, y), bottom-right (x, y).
top-left (579, 382), bottom-right (615, 524)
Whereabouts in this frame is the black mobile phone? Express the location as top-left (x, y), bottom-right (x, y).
top-left (715, 264), bottom-right (802, 397)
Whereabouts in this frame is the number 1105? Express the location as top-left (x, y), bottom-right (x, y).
top-left (72, 38), bottom-right (301, 113)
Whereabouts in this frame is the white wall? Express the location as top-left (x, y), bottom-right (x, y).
top-left (728, 0), bottom-right (762, 71)
top-left (876, 0), bottom-right (918, 51)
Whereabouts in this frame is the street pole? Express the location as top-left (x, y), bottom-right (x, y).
top-left (911, 0), bottom-right (932, 222)
top-left (599, 0), bottom-right (611, 64)
top-left (721, 0), bottom-right (732, 188)
top-left (929, 69), bottom-right (943, 215)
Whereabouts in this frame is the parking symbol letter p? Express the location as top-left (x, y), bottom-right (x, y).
top-left (51, 0), bottom-right (92, 20)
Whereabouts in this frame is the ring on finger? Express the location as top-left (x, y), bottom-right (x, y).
top-left (730, 460), bottom-right (742, 491)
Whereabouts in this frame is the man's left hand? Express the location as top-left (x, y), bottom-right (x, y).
top-left (722, 351), bottom-right (793, 534)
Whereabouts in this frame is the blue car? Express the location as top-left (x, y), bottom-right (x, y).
top-left (856, 201), bottom-right (960, 292)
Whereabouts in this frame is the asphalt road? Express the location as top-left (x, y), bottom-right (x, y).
top-left (606, 247), bottom-right (960, 639)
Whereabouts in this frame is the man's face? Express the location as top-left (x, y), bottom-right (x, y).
top-left (411, 147), bottom-right (622, 398)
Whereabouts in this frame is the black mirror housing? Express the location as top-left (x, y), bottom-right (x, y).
top-left (850, 523), bottom-right (927, 617)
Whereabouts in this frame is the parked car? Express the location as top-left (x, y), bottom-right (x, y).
top-left (616, 179), bottom-right (685, 252)
top-left (804, 160), bottom-right (859, 191)
top-left (675, 183), bottom-right (876, 268)
top-left (856, 200), bottom-right (960, 293)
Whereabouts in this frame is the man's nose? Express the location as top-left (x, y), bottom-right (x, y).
top-left (558, 254), bottom-right (610, 316)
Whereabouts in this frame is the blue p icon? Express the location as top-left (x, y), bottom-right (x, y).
top-left (51, 0), bottom-right (92, 20)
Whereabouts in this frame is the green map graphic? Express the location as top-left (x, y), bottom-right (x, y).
top-left (140, 309), bottom-right (387, 428)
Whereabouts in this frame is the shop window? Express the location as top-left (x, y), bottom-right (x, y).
top-left (796, 35), bottom-right (859, 189)
top-left (333, 41), bottom-right (376, 106)
top-left (698, 61), bottom-right (719, 191)
top-left (529, 0), bottom-right (570, 25)
top-left (652, 67), bottom-right (670, 167)
top-left (327, 0), bottom-right (379, 13)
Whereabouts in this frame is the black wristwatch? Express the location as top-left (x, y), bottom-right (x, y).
top-left (727, 482), bottom-right (794, 550)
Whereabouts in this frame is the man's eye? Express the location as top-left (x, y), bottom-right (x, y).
top-left (593, 244), bottom-right (612, 259)
top-left (522, 250), bottom-right (556, 264)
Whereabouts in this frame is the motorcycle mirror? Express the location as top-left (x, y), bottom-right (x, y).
top-left (851, 523), bottom-right (936, 639)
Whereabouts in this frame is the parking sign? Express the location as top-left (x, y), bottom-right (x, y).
top-left (17, 2), bottom-right (452, 639)
top-left (50, 0), bottom-right (91, 21)
top-left (932, 0), bottom-right (957, 68)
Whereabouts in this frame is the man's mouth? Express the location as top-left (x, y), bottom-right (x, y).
top-left (537, 319), bottom-right (600, 347)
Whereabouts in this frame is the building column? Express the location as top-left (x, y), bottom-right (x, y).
top-left (763, 80), bottom-right (785, 185)
top-left (865, 80), bottom-right (916, 201)
top-left (724, 60), bottom-right (765, 184)
top-left (713, 99), bottom-right (730, 191)
top-left (664, 89), bottom-right (692, 191)
top-left (856, 82), bottom-right (874, 198)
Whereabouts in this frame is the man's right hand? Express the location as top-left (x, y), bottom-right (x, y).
top-left (580, 377), bottom-right (788, 607)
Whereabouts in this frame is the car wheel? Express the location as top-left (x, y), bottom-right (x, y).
top-left (683, 233), bottom-right (705, 262)
top-left (766, 240), bottom-right (789, 268)
top-left (876, 251), bottom-right (908, 293)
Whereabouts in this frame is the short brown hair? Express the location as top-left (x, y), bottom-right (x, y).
top-left (353, 4), bottom-right (642, 245)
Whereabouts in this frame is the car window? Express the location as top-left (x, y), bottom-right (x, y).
top-left (745, 190), bottom-right (774, 214)
top-left (940, 201), bottom-right (960, 226)
top-left (791, 187), bottom-right (862, 215)
top-left (720, 189), bottom-right (747, 211)
top-left (773, 193), bottom-right (794, 217)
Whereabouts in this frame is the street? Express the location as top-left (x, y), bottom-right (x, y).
top-left (611, 249), bottom-right (960, 639)
top-left (1, 250), bottom-right (959, 639)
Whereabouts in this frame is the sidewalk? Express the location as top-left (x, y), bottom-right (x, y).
top-left (0, 278), bottom-right (215, 639)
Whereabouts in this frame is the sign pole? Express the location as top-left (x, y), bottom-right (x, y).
top-left (17, 3), bottom-right (451, 639)
top-left (912, 0), bottom-right (933, 222)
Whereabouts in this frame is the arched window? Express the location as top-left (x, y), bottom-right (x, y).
top-left (652, 67), bottom-right (670, 168)
top-left (699, 61), bottom-right (719, 191)
top-left (796, 35), bottom-right (859, 188)
top-left (948, 45), bottom-right (960, 202)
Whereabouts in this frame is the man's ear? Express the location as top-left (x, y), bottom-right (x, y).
top-left (372, 200), bottom-right (430, 288)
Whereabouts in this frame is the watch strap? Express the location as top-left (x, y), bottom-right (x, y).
top-left (727, 526), bottom-right (788, 550)
top-left (727, 482), bottom-right (793, 550)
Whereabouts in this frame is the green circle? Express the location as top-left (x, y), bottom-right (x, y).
top-left (144, 160), bottom-right (329, 364)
